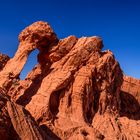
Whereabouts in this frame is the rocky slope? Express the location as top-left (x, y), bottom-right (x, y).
top-left (0, 21), bottom-right (139, 140)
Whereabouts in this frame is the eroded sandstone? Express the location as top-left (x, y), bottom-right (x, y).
top-left (0, 21), bottom-right (139, 140)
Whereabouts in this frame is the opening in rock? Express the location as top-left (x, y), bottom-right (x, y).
top-left (19, 49), bottom-right (39, 80)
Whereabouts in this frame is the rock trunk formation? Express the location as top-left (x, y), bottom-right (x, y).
top-left (0, 21), bottom-right (139, 140)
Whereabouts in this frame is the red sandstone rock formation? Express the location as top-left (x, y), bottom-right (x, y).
top-left (0, 21), bottom-right (139, 140)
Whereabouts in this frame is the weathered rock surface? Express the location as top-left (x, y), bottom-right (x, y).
top-left (0, 87), bottom-right (48, 140)
top-left (0, 88), bottom-right (18, 140)
top-left (0, 53), bottom-right (10, 71)
top-left (120, 75), bottom-right (140, 119)
top-left (7, 101), bottom-right (46, 140)
top-left (0, 21), bottom-right (140, 140)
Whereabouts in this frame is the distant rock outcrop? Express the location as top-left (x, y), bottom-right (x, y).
top-left (0, 21), bottom-right (139, 140)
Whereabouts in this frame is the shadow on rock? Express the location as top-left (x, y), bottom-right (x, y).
top-left (40, 125), bottom-right (61, 140)
top-left (16, 65), bottom-right (53, 106)
top-left (120, 91), bottom-right (140, 120)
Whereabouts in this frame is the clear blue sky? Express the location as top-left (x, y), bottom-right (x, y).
top-left (0, 0), bottom-right (140, 79)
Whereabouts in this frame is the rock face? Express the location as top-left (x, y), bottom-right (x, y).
top-left (0, 21), bottom-right (140, 140)
top-left (120, 75), bottom-right (140, 119)
top-left (0, 87), bottom-right (47, 140)
top-left (0, 53), bottom-right (10, 70)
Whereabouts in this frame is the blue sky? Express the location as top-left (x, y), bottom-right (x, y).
top-left (0, 0), bottom-right (140, 79)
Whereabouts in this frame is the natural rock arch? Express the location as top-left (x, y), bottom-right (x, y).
top-left (0, 21), bottom-right (139, 140)
top-left (0, 21), bottom-right (58, 89)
